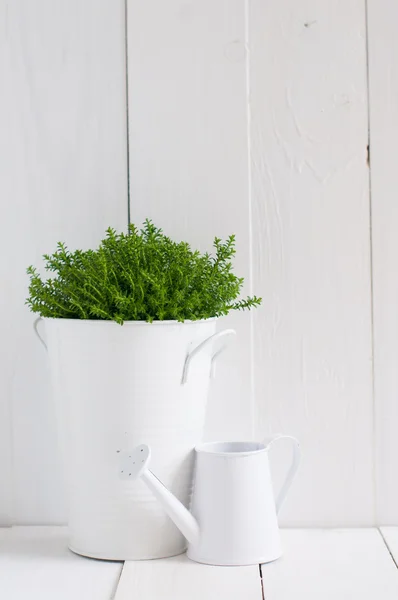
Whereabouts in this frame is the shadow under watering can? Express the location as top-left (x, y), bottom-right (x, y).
top-left (119, 436), bottom-right (300, 566)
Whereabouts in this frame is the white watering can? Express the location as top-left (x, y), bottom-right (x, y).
top-left (119, 436), bottom-right (300, 566)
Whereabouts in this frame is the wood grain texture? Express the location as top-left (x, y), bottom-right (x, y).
top-left (0, 526), bottom-right (122, 600)
top-left (248, 0), bottom-right (373, 525)
top-left (367, 0), bottom-right (398, 525)
top-left (0, 0), bottom-right (128, 524)
top-left (126, 0), bottom-right (253, 440)
top-left (0, 0), bottom-right (15, 526)
top-left (381, 528), bottom-right (398, 564)
top-left (115, 554), bottom-right (261, 600)
top-left (261, 529), bottom-right (398, 599)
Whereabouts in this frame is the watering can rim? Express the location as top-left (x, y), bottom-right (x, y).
top-left (195, 440), bottom-right (270, 456)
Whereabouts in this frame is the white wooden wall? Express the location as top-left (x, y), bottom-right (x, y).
top-left (0, 0), bottom-right (397, 526)
top-left (368, 0), bottom-right (398, 525)
top-left (249, 0), bottom-right (373, 526)
top-left (0, 0), bottom-right (128, 524)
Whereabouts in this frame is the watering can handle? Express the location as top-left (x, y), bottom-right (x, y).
top-left (33, 317), bottom-right (47, 350)
top-left (181, 329), bottom-right (236, 385)
top-left (263, 434), bottom-right (301, 514)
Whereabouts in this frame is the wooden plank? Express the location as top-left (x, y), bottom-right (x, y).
top-left (0, 0), bottom-right (128, 523)
top-left (126, 0), bottom-right (253, 440)
top-left (381, 528), bottom-right (398, 564)
top-left (367, 0), bottom-right (398, 525)
top-left (115, 554), bottom-right (261, 600)
top-left (0, 527), bottom-right (122, 600)
top-left (248, 0), bottom-right (373, 525)
top-left (261, 529), bottom-right (398, 599)
top-left (0, 0), bottom-right (15, 527)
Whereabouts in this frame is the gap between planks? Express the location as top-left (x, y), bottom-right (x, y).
top-left (380, 527), bottom-right (398, 568)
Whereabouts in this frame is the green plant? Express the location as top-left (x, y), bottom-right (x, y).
top-left (26, 220), bottom-right (261, 324)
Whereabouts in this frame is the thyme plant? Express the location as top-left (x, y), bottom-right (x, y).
top-left (26, 220), bottom-right (261, 324)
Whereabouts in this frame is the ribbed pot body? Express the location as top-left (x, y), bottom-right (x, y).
top-left (44, 317), bottom-right (217, 560)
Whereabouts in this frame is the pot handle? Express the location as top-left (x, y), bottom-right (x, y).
top-left (181, 329), bottom-right (236, 385)
top-left (33, 317), bottom-right (47, 350)
top-left (263, 434), bottom-right (301, 514)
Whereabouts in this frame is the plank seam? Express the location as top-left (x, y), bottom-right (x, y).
top-left (259, 564), bottom-right (265, 600)
top-left (110, 562), bottom-right (125, 600)
top-left (364, 0), bottom-right (377, 526)
top-left (378, 528), bottom-right (398, 570)
top-left (244, 0), bottom-right (256, 439)
top-left (124, 0), bottom-right (131, 227)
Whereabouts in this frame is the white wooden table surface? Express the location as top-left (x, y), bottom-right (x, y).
top-left (1, 527), bottom-right (398, 599)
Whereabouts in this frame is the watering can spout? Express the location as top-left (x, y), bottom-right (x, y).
top-left (119, 445), bottom-right (200, 546)
top-left (141, 470), bottom-right (200, 546)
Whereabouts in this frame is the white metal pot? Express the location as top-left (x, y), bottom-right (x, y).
top-left (34, 317), bottom-right (235, 560)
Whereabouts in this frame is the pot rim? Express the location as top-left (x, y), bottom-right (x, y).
top-left (195, 441), bottom-right (267, 456)
top-left (41, 316), bottom-right (218, 326)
